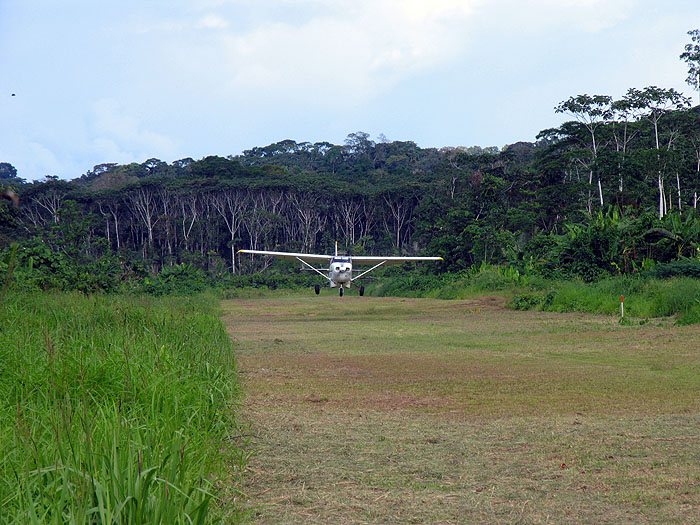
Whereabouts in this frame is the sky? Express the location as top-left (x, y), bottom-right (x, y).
top-left (1, 0), bottom-right (699, 181)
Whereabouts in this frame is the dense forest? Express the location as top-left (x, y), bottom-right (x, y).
top-left (1, 31), bottom-right (700, 292)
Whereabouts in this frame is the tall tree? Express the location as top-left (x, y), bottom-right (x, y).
top-left (211, 189), bottom-right (249, 273)
top-left (623, 86), bottom-right (691, 218)
top-left (126, 186), bottom-right (160, 255)
top-left (609, 98), bottom-right (640, 197)
top-left (555, 94), bottom-right (612, 210)
top-left (0, 162), bottom-right (22, 182)
top-left (680, 29), bottom-right (700, 122)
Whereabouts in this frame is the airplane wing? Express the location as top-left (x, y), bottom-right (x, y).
top-left (238, 249), bottom-right (333, 265)
top-left (351, 256), bottom-right (443, 266)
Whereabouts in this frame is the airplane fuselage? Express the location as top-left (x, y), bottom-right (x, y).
top-left (329, 256), bottom-right (352, 287)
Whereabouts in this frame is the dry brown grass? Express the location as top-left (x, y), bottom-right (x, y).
top-left (222, 295), bottom-right (700, 523)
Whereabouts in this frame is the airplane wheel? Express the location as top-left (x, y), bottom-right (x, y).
top-left (314, 284), bottom-right (320, 295)
top-left (359, 285), bottom-right (365, 297)
top-left (339, 287), bottom-right (344, 297)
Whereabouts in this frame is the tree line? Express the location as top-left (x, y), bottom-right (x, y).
top-left (0, 30), bottom-right (699, 289)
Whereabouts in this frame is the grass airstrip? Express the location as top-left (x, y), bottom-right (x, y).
top-left (223, 293), bottom-right (700, 523)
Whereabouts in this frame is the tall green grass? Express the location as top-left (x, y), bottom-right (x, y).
top-left (369, 264), bottom-right (545, 299)
top-left (0, 292), bottom-right (246, 523)
top-left (369, 265), bottom-right (700, 325)
top-left (511, 276), bottom-right (700, 324)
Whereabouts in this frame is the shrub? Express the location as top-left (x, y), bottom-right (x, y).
top-left (652, 258), bottom-right (700, 279)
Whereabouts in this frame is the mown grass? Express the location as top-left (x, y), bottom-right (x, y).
top-left (225, 295), bottom-right (700, 523)
top-left (0, 291), bottom-right (246, 523)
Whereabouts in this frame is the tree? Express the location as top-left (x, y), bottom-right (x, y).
top-left (126, 185), bottom-right (160, 255)
top-left (609, 98), bottom-right (640, 197)
top-left (211, 189), bottom-right (249, 273)
top-left (21, 179), bottom-right (71, 226)
top-left (555, 94), bottom-right (612, 210)
top-left (142, 158), bottom-right (167, 175)
top-left (0, 162), bottom-right (20, 181)
top-left (344, 131), bottom-right (374, 157)
top-left (680, 29), bottom-right (700, 121)
top-left (624, 86), bottom-right (691, 218)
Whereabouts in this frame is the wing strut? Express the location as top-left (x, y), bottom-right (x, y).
top-left (296, 256), bottom-right (332, 282)
top-left (351, 260), bottom-right (386, 281)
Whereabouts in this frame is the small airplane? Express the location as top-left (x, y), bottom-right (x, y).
top-left (238, 242), bottom-right (443, 296)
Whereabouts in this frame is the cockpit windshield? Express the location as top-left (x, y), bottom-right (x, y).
top-left (331, 256), bottom-right (351, 263)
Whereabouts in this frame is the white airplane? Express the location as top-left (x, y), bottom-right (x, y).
top-left (238, 242), bottom-right (443, 296)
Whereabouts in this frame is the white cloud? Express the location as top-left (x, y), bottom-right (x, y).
top-left (470, 0), bottom-right (637, 35)
top-left (198, 0), bottom-right (478, 105)
top-left (151, 0), bottom-right (640, 109)
top-left (4, 0), bottom-right (697, 180)
top-left (195, 14), bottom-right (229, 30)
top-left (90, 99), bottom-right (176, 163)
top-left (117, 0), bottom-right (644, 112)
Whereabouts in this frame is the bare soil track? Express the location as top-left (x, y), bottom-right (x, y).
top-left (222, 295), bottom-right (700, 523)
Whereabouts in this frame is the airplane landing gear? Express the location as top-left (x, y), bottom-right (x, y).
top-left (359, 285), bottom-right (365, 297)
top-left (339, 286), bottom-right (344, 297)
top-left (314, 284), bottom-right (320, 295)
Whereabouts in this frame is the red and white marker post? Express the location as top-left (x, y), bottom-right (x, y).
top-left (620, 295), bottom-right (624, 318)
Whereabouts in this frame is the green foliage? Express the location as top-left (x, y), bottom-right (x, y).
top-left (5, 96), bottom-right (700, 293)
top-left (520, 210), bottom-right (700, 281)
top-left (370, 263), bottom-right (700, 326)
top-left (140, 263), bottom-right (208, 295)
top-left (537, 208), bottom-right (628, 280)
top-left (4, 242), bottom-right (126, 294)
top-left (653, 258), bottom-right (700, 278)
top-left (0, 292), bottom-right (246, 522)
top-left (510, 292), bottom-right (554, 311)
top-left (680, 28), bottom-right (700, 90)
top-left (224, 270), bottom-right (318, 290)
top-left (510, 275), bottom-right (700, 323)
top-left (370, 263), bottom-right (532, 299)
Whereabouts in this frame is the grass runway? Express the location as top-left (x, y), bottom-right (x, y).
top-left (222, 294), bottom-right (700, 523)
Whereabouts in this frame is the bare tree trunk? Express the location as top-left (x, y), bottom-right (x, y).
top-left (382, 194), bottom-right (415, 252)
top-left (337, 198), bottom-right (362, 247)
top-left (99, 200), bottom-right (122, 251)
top-left (32, 190), bottom-right (66, 224)
top-left (289, 193), bottom-right (326, 252)
top-left (212, 190), bottom-right (249, 273)
top-left (358, 198), bottom-right (375, 241)
top-left (178, 194), bottom-right (200, 252)
top-left (157, 187), bottom-right (175, 259)
top-left (127, 187), bottom-right (160, 255)
top-left (111, 208), bottom-right (121, 250)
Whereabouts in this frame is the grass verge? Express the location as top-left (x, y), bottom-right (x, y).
top-left (368, 267), bottom-right (700, 324)
top-left (0, 291), bottom-right (246, 523)
top-left (510, 275), bottom-right (700, 324)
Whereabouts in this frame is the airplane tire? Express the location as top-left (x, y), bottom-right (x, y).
top-left (339, 287), bottom-right (344, 297)
top-left (314, 284), bottom-right (320, 295)
top-left (359, 285), bottom-right (365, 297)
